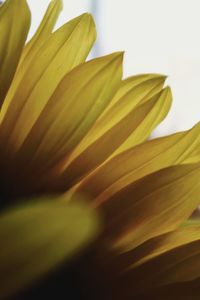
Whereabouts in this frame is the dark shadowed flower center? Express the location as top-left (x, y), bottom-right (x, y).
top-left (13, 265), bottom-right (88, 300)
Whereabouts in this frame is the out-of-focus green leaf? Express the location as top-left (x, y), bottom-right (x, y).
top-left (0, 196), bottom-right (99, 299)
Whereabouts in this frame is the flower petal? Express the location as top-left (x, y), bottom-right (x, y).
top-left (66, 73), bottom-right (166, 163)
top-left (96, 222), bottom-right (200, 299)
top-left (121, 223), bottom-right (200, 295)
top-left (99, 163), bottom-right (200, 249)
top-left (9, 52), bottom-right (123, 185)
top-left (76, 122), bottom-right (200, 201)
top-left (22, 0), bottom-right (63, 62)
top-left (0, 12), bottom-right (96, 154)
top-left (114, 85), bottom-right (172, 154)
top-left (0, 196), bottom-right (99, 299)
top-left (53, 87), bottom-right (172, 191)
top-left (119, 221), bottom-right (200, 266)
top-left (106, 73), bottom-right (166, 111)
top-left (0, 0), bottom-right (30, 106)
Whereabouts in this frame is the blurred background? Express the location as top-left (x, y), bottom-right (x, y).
top-left (27, 0), bottom-right (200, 137)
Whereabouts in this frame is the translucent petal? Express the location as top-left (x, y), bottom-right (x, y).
top-left (9, 53), bottom-right (123, 182)
top-left (53, 87), bottom-right (172, 191)
top-left (0, 13), bottom-right (96, 154)
top-left (76, 122), bottom-right (200, 202)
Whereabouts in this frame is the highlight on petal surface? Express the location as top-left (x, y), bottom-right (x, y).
top-left (0, 0), bottom-right (30, 106)
top-left (0, 195), bottom-right (99, 299)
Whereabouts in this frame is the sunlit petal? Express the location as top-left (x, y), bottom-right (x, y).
top-left (0, 0), bottom-right (30, 106)
top-left (0, 13), bottom-right (96, 154)
top-left (54, 87), bottom-right (171, 191)
top-left (76, 122), bottom-right (200, 201)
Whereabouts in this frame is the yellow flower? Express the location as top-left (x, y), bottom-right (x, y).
top-left (0, 0), bottom-right (200, 299)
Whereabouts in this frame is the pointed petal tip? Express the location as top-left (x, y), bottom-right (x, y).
top-left (79, 12), bottom-right (95, 23)
top-left (150, 73), bottom-right (168, 83)
top-left (16, 0), bottom-right (31, 19)
top-left (159, 86), bottom-right (173, 106)
top-left (108, 52), bottom-right (124, 76)
top-left (110, 51), bottom-right (124, 62)
top-left (159, 85), bottom-right (172, 97)
top-left (78, 12), bottom-right (97, 39)
top-left (164, 85), bottom-right (172, 95)
top-left (161, 74), bottom-right (168, 81)
top-left (52, 0), bottom-right (63, 11)
top-left (97, 52), bottom-right (124, 66)
top-left (150, 73), bottom-right (168, 80)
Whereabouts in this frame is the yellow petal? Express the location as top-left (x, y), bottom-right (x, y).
top-left (76, 122), bottom-right (200, 202)
top-left (104, 223), bottom-right (200, 298)
top-left (114, 86), bottom-right (172, 154)
top-left (123, 224), bottom-right (200, 294)
top-left (87, 74), bottom-right (166, 140)
top-left (99, 163), bottom-right (200, 249)
top-left (121, 221), bottom-right (200, 267)
top-left (53, 87), bottom-right (172, 191)
top-left (11, 53), bottom-right (123, 178)
top-left (106, 73), bottom-right (166, 111)
top-left (67, 74), bottom-right (166, 163)
top-left (0, 196), bottom-right (99, 299)
top-left (0, 0), bottom-right (30, 106)
top-left (0, 13), bottom-right (96, 154)
top-left (21, 0), bottom-right (63, 63)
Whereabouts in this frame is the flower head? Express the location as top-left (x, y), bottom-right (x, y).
top-left (0, 0), bottom-right (200, 299)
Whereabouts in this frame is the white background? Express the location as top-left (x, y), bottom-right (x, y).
top-left (27, 0), bottom-right (200, 136)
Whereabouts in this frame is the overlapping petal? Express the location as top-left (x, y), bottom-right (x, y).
top-left (0, 12), bottom-right (96, 155)
top-left (52, 86), bottom-right (172, 191)
top-left (70, 222), bottom-right (200, 300)
top-left (72, 73), bottom-right (167, 157)
top-left (119, 220), bottom-right (200, 267)
top-left (14, 53), bottom-right (123, 176)
top-left (75, 122), bottom-right (200, 201)
top-left (0, 1), bottom-right (199, 299)
top-left (118, 222), bottom-right (200, 297)
top-left (99, 163), bottom-right (200, 249)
